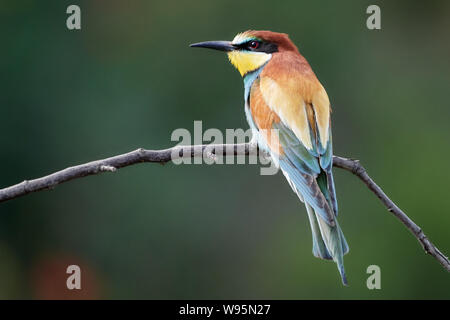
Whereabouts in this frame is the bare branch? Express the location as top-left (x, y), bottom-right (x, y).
top-left (333, 156), bottom-right (450, 272)
top-left (0, 143), bottom-right (448, 272)
top-left (0, 143), bottom-right (252, 203)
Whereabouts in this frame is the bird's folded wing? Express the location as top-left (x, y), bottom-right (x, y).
top-left (249, 75), bottom-right (337, 224)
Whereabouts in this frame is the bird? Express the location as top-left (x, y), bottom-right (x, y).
top-left (190, 30), bottom-right (349, 285)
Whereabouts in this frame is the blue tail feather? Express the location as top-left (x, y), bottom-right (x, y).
top-left (305, 203), bottom-right (332, 260)
top-left (280, 158), bottom-right (349, 285)
top-left (279, 159), bottom-right (335, 226)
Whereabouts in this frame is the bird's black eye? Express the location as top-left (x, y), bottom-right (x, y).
top-left (248, 40), bottom-right (260, 50)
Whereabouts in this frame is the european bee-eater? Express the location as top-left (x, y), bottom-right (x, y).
top-left (191, 30), bottom-right (349, 285)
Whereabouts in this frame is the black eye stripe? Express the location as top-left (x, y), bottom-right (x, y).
top-left (235, 41), bottom-right (252, 49)
top-left (236, 40), bottom-right (278, 53)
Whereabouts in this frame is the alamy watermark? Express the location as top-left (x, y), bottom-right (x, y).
top-left (66, 265), bottom-right (81, 290)
top-left (66, 5), bottom-right (81, 30)
top-left (170, 121), bottom-right (279, 175)
top-left (366, 5), bottom-right (381, 30)
top-left (366, 265), bottom-right (381, 289)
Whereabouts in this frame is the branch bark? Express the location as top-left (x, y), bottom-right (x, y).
top-left (0, 143), bottom-right (449, 272)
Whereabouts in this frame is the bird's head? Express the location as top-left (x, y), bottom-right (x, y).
top-left (190, 30), bottom-right (299, 77)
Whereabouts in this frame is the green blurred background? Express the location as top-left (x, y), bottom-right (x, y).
top-left (0, 0), bottom-right (449, 299)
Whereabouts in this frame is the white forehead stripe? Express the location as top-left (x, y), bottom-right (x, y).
top-left (232, 32), bottom-right (257, 45)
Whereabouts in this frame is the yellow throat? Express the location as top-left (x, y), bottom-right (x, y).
top-left (227, 51), bottom-right (271, 76)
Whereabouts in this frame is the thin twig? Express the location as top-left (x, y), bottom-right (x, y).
top-left (333, 156), bottom-right (450, 272)
top-left (0, 143), bottom-right (448, 272)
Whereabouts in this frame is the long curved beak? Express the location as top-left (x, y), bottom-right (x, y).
top-left (190, 40), bottom-right (235, 52)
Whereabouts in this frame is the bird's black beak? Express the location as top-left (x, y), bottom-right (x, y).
top-left (190, 40), bottom-right (235, 52)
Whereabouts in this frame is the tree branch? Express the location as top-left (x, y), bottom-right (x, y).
top-left (0, 143), bottom-right (448, 272)
top-left (333, 156), bottom-right (450, 272)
